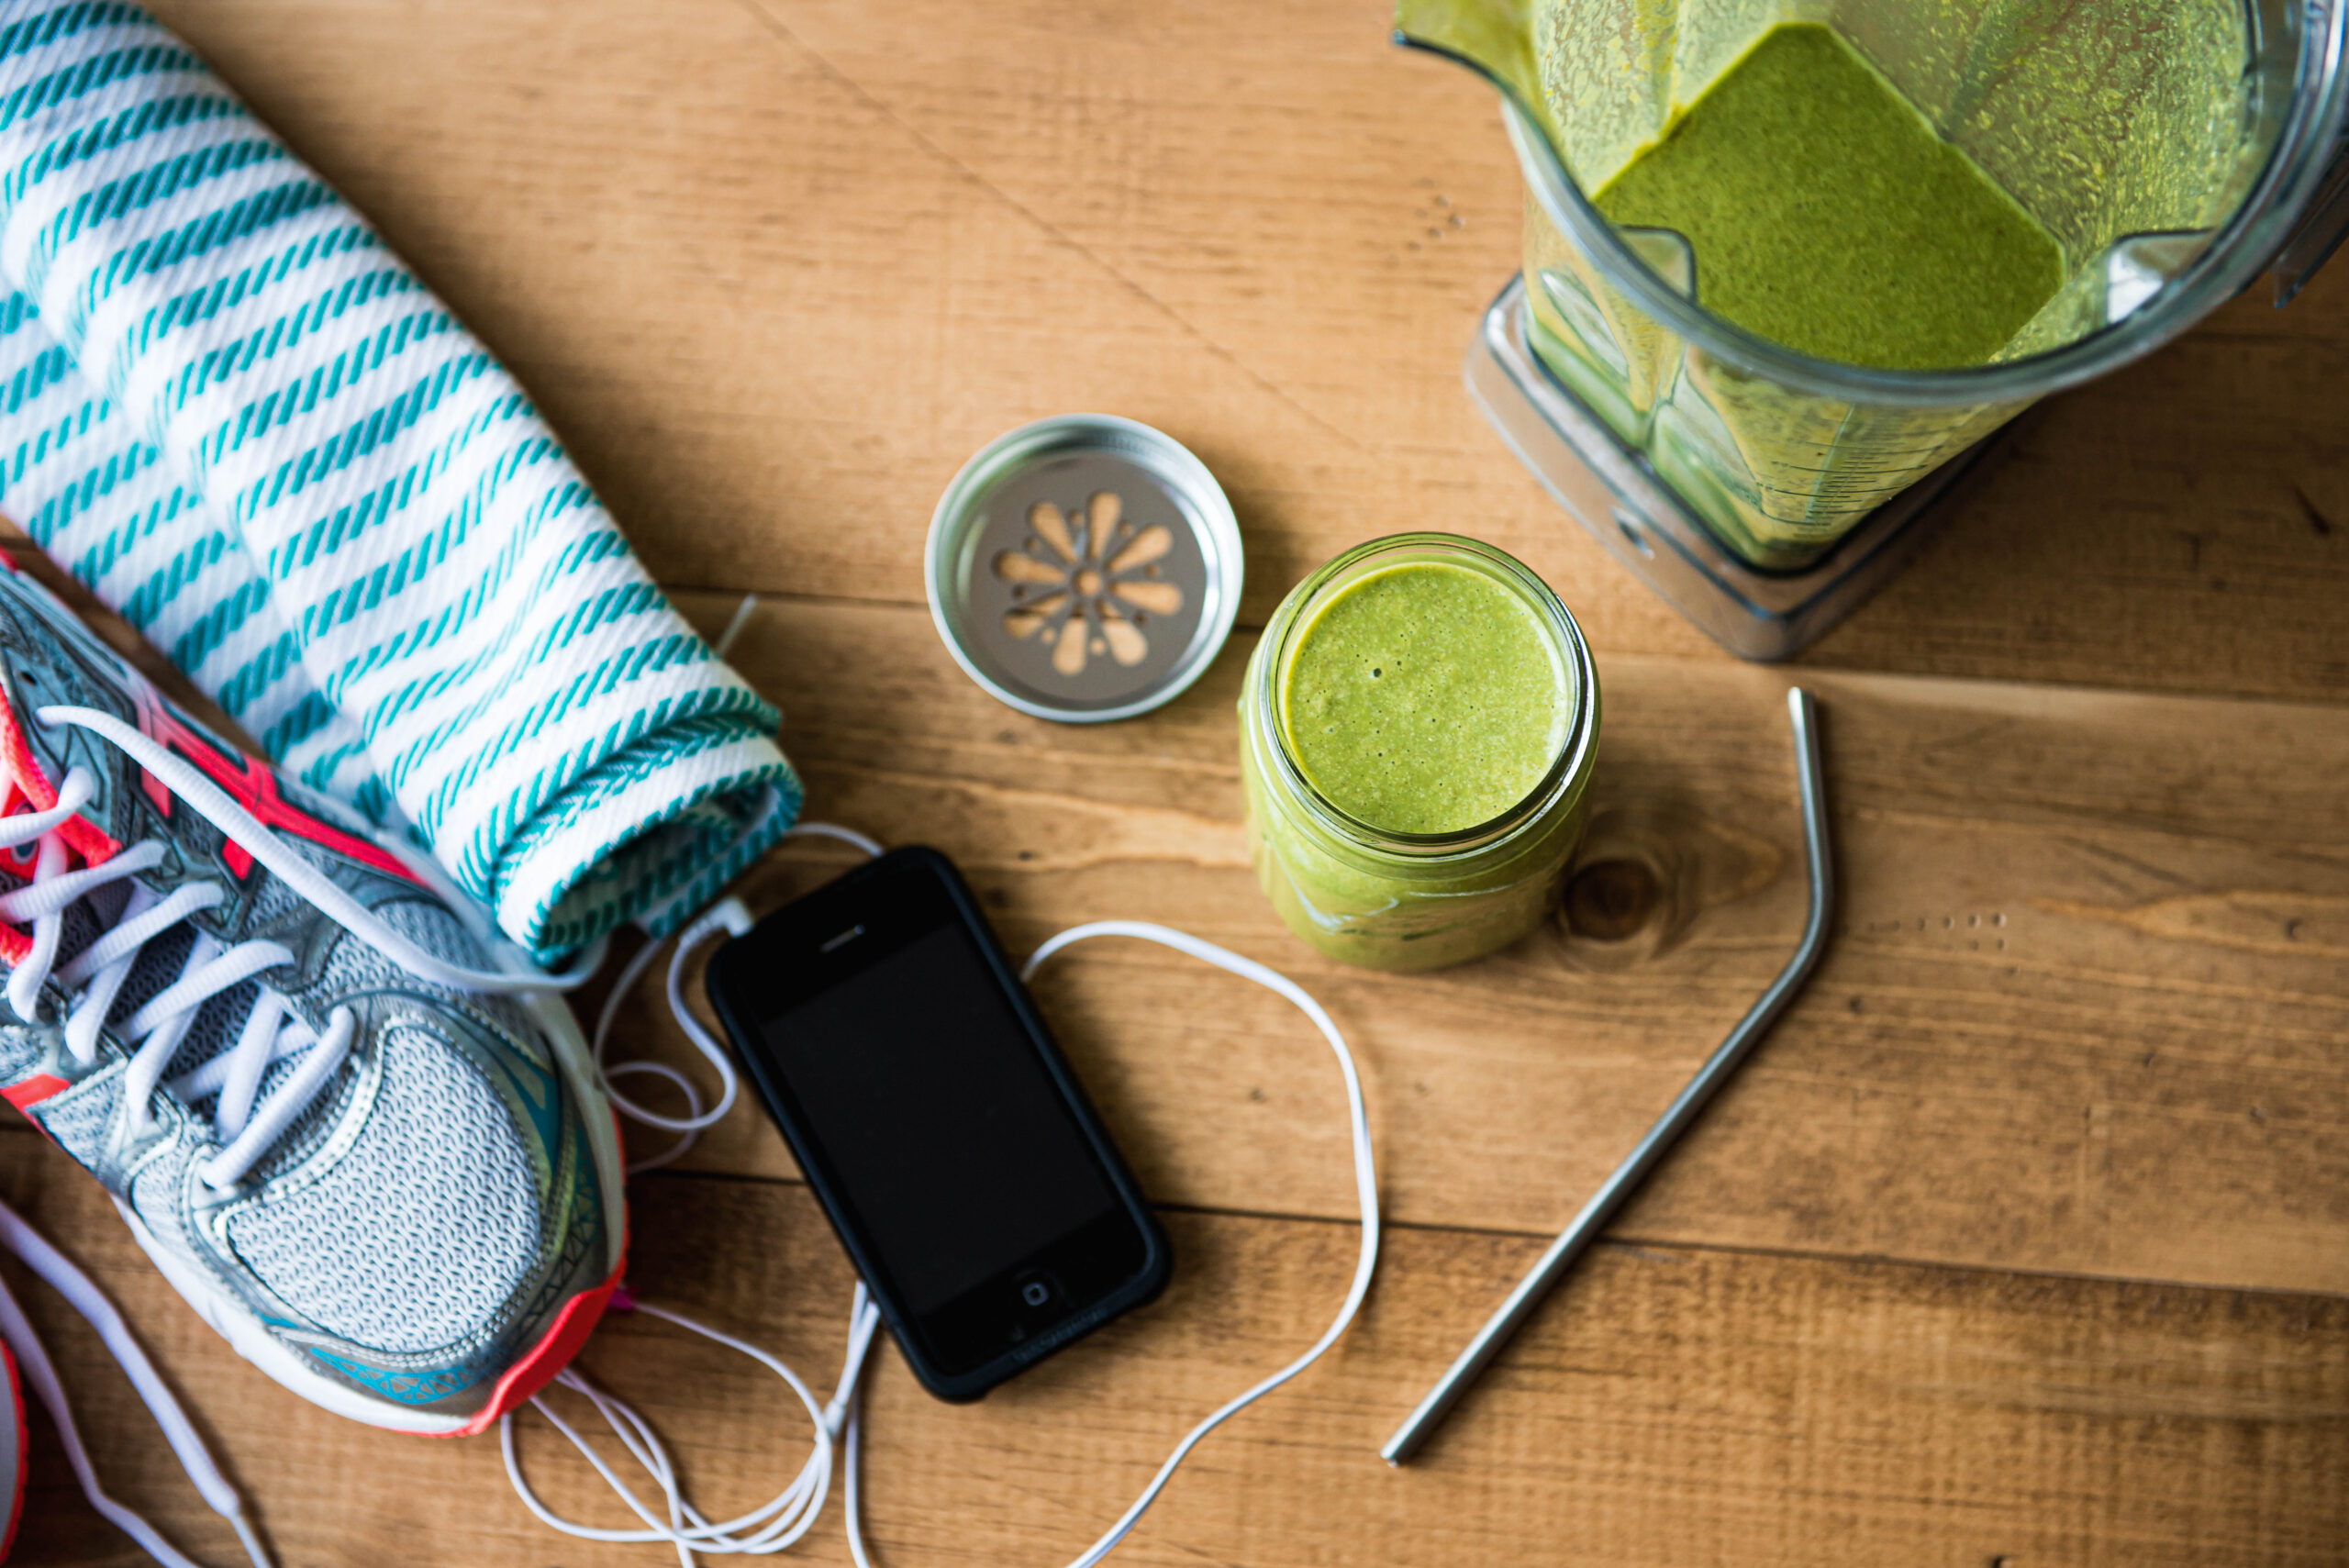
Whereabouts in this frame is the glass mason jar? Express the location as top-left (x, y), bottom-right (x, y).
top-left (1237, 534), bottom-right (1600, 972)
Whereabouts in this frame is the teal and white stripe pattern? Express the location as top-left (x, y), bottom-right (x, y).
top-left (0, 1), bottom-right (798, 957)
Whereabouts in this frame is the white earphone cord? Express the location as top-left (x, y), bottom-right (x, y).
top-left (514, 825), bottom-right (1382, 1568)
top-left (0, 1197), bottom-right (274, 1568)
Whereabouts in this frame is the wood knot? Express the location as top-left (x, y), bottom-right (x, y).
top-left (1548, 797), bottom-right (1784, 971)
top-left (1564, 858), bottom-right (1660, 941)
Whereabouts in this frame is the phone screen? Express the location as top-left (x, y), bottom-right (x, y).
top-left (712, 848), bottom-right (1165, 1396)
top-left (759, 919), bottom-right (1119, 1314)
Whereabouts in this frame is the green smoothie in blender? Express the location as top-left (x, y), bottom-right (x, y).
top-left (1593, 23), bottom-right (2065, 370)
top-left (1400, 0), bottom-right (2277, 572)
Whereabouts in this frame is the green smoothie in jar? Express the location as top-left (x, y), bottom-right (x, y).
top-left (1239, 534), bottom-right (1599, 971)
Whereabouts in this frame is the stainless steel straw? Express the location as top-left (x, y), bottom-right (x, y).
top-left (1381, 685), bottom-right (1836, 1465)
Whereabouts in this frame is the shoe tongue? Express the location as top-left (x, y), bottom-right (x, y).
top-left (93, 920), bottom-right (286, 1117)
top-left (106, 923), bottom-right (209, 1062)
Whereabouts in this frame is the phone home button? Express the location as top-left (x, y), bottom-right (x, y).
top-left (1015, 1271), bottom-right (1059, 1310)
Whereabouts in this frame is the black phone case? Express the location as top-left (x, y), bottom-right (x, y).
top-left (705, 845), bottom-right (1172, 1401)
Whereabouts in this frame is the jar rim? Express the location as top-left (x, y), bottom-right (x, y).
top-left (1250, 532), bottom-right (1599, 862)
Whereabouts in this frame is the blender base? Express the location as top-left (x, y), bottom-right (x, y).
top-left (1467, 274), bottom-right (2010, 662)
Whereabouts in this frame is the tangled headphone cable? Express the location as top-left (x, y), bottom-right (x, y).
top-left (509, 828), bottom-right (1382, 1568)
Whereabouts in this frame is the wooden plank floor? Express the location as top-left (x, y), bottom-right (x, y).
top-left (7, 0), bottom-right (2348, 1563)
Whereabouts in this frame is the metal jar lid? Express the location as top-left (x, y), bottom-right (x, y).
top-left (925, 415), bottom-right (1242, 723)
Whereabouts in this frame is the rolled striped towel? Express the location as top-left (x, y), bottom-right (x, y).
top-left (0, 1), bottom-right (798, 957)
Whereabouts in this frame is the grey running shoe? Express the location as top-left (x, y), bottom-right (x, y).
top-left (0, 560), bottom-right (624, 1435)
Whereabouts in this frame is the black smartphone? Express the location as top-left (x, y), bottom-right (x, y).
top-left (705, 846), bottom-right (1171, 1400)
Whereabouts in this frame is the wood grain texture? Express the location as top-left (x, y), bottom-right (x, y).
top-left (0, 0), bottom-right (2342, 1561)
top-left (600, 593), bottom-right (2349, 1297)
top-left (8, 1153), bottom-right (2345, 1568)
top-left (132, 0), bottom-right (2349, 703)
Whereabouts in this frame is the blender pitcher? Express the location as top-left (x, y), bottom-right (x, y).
top-left (1406, 0), bottom-right (2349, 646)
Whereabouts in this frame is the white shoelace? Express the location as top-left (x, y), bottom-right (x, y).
top-left (512, 828), bottom-right (1383, 1568)
top-left (0, 705), bottom-right (1380, 1568)
top-left (8, 707), bottom-right (602, 1189)
top-left (0, 703), bottom-right (605, 1568)
top-left (588, 822), bottom-right (884, 1177)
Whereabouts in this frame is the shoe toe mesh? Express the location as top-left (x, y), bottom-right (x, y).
top-left (226, 1025), bottom-right (540, 1356)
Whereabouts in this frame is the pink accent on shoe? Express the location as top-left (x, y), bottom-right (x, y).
top-left (0, 1339), bottom-right (24, 1562)
top-left (128, 697), bottom-right (420, 887)
top-left (439, 1249), bottom-right (628, 1439)
top-left (0, 681), bottom-right (123, 968)
top-left (0, 684), bottom-right (120, 873)
top-left (0, 1075), bottom-right (67, 1117)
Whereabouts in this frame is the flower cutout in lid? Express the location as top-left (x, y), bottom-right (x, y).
top-left (994, 490), bottom-right (1185, 679)
top-left (927, 414), bottom-right (1241, 722)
